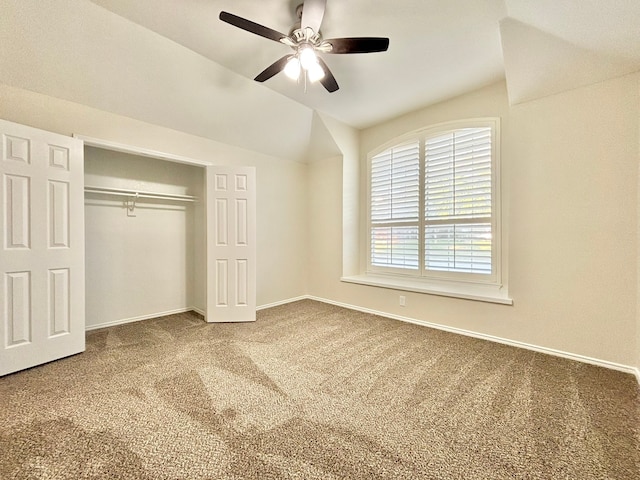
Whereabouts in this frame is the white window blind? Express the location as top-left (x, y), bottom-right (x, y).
top-left (368, 121), bottom-right (499, 284)
top-left (424, 127), bottom-right (492, 275)
top-left (370, 140), bottom-right (420, 270)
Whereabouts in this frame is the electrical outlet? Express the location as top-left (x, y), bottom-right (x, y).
top-left (399, 295), bottom-right (406, 307)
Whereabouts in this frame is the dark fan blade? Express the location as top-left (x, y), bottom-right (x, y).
top-left (301, 0), bottom-right (326, 33)
top-left (219, 11), bottom-right (289, 43)
top-left (254, 55), bottom-right (292, 82)
top-left (316, 57), bottom-right (339, 93)
top-left (325, 37), bottom-right (390, 54)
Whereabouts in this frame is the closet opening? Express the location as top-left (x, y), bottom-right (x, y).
top-left (83, 146), bottom-right (206, 330)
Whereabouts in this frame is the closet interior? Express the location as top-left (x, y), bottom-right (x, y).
top-left (84, 146), bottom-right (205, 329)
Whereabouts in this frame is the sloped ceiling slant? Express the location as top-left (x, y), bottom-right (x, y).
top-left (0, 0), bottom-right (315, 163)
top-left (500, 17), bottom-right (640, 105)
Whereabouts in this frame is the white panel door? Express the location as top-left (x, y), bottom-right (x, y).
top-left (0, 119), bottom-right (84, 376)
top-left (206, 166), bottom-right (256, 322)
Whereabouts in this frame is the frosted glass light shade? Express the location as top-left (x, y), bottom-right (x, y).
top-left (299, 46), bottom-right (318, 70)
top-left (307, 61), bottom-right (325, 82)
top-left (284, 56), bottom-right (301, 80)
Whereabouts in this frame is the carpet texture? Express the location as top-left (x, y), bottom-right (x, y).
top-left (1, 300), bottom-right (638, 479)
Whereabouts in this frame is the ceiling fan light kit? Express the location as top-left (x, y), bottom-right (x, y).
top-left (219, 0), bottom-right (389, 93)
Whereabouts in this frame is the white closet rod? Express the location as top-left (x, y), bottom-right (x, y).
top-left (84, 185), bottom-right (197, 202)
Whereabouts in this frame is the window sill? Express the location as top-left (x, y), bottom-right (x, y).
top-left (340, 274), bottom-right (513, 305)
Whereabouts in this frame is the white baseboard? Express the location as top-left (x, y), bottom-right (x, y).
top-left (257, 296), bottom-right (309, 311)
top-left (85, 296), bottom-right (640, 385)
top-left (87, 297), bottom-right (304, 331)
top-left (302, 295), bottom-right (640, 382)
top-left (85, 307), bottom-right (199, 331)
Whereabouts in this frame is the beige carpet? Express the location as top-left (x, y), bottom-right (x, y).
top-left (1, 300), bottom-right (638, 479)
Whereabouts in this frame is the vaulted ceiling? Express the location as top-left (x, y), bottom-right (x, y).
top-left (89, 0), bottom-right (508, 129)
top-left (1, 1), bottom-right (639, 162)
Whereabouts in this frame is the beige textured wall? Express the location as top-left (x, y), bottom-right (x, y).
top-left (1, 77), bottom-right (638, 370)
top-left (311, 77), bottom-right (640, 368)
top-left (0, 84), bottom-right (309, 309)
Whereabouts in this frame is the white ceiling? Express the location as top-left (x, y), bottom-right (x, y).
top-left (88, 0), bottom-right (507, 129)
top-left (88, 0), bottom-right (640, 129)
top-left (1, 1), bottom-right (639, 162)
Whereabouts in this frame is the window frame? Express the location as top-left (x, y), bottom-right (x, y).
top-left (366, 118), bottom-right (502, 288)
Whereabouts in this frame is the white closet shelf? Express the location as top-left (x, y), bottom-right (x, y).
top-left (84, 185), bottom-right (198, 202)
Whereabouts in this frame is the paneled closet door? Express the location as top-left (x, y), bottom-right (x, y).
top-left (0, 119), bottom-right (85, 376)
top-left (206, 166), bottom-right (256, 322)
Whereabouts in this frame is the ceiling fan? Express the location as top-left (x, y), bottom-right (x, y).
top-left (219, 0), bottom-right (389, 93)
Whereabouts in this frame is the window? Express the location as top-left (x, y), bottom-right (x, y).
top-left (367, 119), bottom-right (502, 288)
